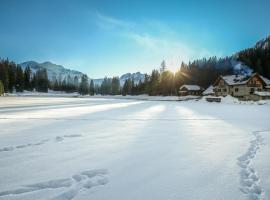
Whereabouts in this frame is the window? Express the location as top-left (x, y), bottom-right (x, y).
top-left (250, 88), bottom-right (255, 94)
top-left (223, 88), bottom-right (227, 92)
top-left (258, 88), bottom-right (262, 91)
top-left (235, 88), bottom-right (239, 92)
top-left (218, 89), bottom-right (221, 92)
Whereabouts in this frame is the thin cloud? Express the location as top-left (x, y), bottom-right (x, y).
top-left (93, 12), bottom-right (221, 71)
top-left (93, 12), bottom-right (133, 29)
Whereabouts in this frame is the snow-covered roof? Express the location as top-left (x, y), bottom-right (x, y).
top-left (180, 85), bottom-right (201, 91)
top-left (220, 73), bottom-right (270, 86)
top-left (254, 91), bottom-right (270, 97)
top-left (260, 76), bottom-right (270, 85)
top-left (202, 85), bottom-right (214, 95)
top-left (221, 74), bottom-right (249, 85)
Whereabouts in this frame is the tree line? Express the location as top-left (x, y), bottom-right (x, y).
top-left (0, 59), bottom-right (49, 94)
top-left (0, 59), bottom-right (89, 95)
top-left (237, 38), bottom-right (270, 79)
top-left (93, 57), bottom-right (234, 96)
top-left (0, 57), bottom-right (251, 96)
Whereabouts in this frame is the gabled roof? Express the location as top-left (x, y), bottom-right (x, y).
top-left (214, 73), bottom-right (270, 86)
top-left (202, 85), bottom-right (214, 95)
top-left (221, 74), bottom-right (249, 85)
top-left (260, 76), bottom-right (270, 85)
top-left (180, 85), bottom-right (201, 91)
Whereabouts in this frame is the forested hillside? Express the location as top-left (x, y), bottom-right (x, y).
top-left (237, 36), bottom-right (270, 79)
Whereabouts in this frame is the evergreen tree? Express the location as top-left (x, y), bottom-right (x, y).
top-left (36, 69), bottom-right (49, 92)
top-left (74, 76), bottom-right (79, 91)
top-left (79, 74), bottom-right (89, 95)
top-left (100, 77), bottom-right (112, 95)
top-left (0, 80), bottom-right (4, 95)
top-left (15, 66), bottom-right (24, 92)
top-left (160, 70), bottom-right (174, 96)
top-left (31, 74), bottom-right (37, 91)
top-left (148, 69), bottom-right (160, 95)
top-left (160, 60), bottom-right (166, 73)
top-left (24, 66), bottom-right (32, 91)
top-left (8, 62), bottom-right (16, 92)
top-left (111, 77), bottom-right (120, 95)
top-left (89, 79), bottom-right (95, 95)
top-left (122, 78), bottom-right (132, 95)
top-left (0, 60), bottom-right (9, 92)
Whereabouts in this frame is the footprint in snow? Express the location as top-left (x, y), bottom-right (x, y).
top-left (55, 134), bottom-right (83, 142)
top-left (0, 169), bottom-right (109, 200)
top-left (237, 130), bottom-right (266, 200)
top-left (0, 134), bottom-right (83, 153)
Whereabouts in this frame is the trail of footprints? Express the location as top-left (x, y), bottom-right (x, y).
top-left (237, 131), bottom-right (266, 200)
top-left (0, 134), bottom-right (83, 153)
top-left (0, 169), bottom-right (108, 200)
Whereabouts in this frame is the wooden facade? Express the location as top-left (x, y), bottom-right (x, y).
top-left (213, 73), bottom-right (270, 101)
top-left (179, 85), bottom-right (202, 96)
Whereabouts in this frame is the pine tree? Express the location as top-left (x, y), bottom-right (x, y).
top-left (36, 69), bottom-right (49, 92)
top-left (31, 74), bottom-right (37, 91)
top-left (79, 74), bottom-right (89, 95)
top-left (15, 66), bottom-right (24, 92)
top-left (100, 77), bottom-right (112, 95)
top-left (0, 60), bottom-right (9, 93)
top-left (24, 66), bottom-right (32, 91)
top-left (149, 69), bottom-right (160, 95)
top-left (122, 78), bottom-right (132, 96)
top-left (8, 62), bottom-right (16, 93)
top-left (160, 60), bottom-right (166, 73)
top-left (74, 76), bottom-right (79, 91)
top-left (111, 77), bottom-right (120, 95)
top-left (89, 79), bottom-right (95, 95)
top-left (160, 71), bottom-right (174, 96)
top-left (0, 80), bottom-right (4, 95)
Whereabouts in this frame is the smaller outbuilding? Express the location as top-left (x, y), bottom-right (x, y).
top-left (179, 85), bottom-right (202, 96)
top-left (251, 91), bottom-right (270, 101)
top-left (202, 85), bottom-right (214, 96)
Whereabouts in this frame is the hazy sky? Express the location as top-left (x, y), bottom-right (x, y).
top-left (0, 0), bottom-right (270, 78)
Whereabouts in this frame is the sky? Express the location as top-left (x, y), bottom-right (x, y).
top-left (0, 0), bottom-right (270, 78)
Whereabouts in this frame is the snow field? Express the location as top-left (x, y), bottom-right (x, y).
top-left (0, 97), bottom-right (270, 200)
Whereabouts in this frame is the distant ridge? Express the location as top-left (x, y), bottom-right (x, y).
top-left (20, 61), bottom-right (83, 81)
top-left (93, 72), bottom-right (145, 86)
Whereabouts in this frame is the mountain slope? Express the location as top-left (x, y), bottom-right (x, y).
top-left (254, 36), bottom-right (270, 49)
top-left (236, 35), bottom-right (270, 78)
top-left (93, 72), bottom-right (145, 87)
top-left (20, 61), bottom-right (83, 81)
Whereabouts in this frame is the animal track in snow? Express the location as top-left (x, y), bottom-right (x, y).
top-left (0, 139), bottom-right (50, 153)
top-left (0, 134), bottom-right (83, 153)
top-left (0, 169), bottom-right (108, 200)
top-left (55, 134), bottom-right (83, 142)
top-left (237, 130), bottom-right (267, 200)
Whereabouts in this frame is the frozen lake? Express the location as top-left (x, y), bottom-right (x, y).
top-left (0, 97), bottom-right (270, 200)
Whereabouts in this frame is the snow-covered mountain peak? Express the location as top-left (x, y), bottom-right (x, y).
top-left (93, 72), bottom-right (145, 87)
top-left (254, 35), bottom-right (270, 50)
top-left (20, 61), bottom-right (83, 81)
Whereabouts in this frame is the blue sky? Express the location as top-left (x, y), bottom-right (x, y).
top-left (0, 0), bottom-right (270, 78)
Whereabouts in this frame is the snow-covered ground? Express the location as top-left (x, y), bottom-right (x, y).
top-left (0, 96), bottom-right (270, 200)
top-left (4, 90), bottom-right (80, 97)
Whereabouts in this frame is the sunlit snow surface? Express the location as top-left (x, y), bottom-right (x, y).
top-left (0, 97), bottom-right (270, 200)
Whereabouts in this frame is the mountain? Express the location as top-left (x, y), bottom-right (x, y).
top-left (93, 72), bottom-right (145, 87)
top-left (119, 72), bottom-right (145, 86)
top-left (254, 35), bottom-right (270, 50)
top-left (20, 61), bottom-right (83, 81)
top-left (236, 35), bottom-right (270, 79)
